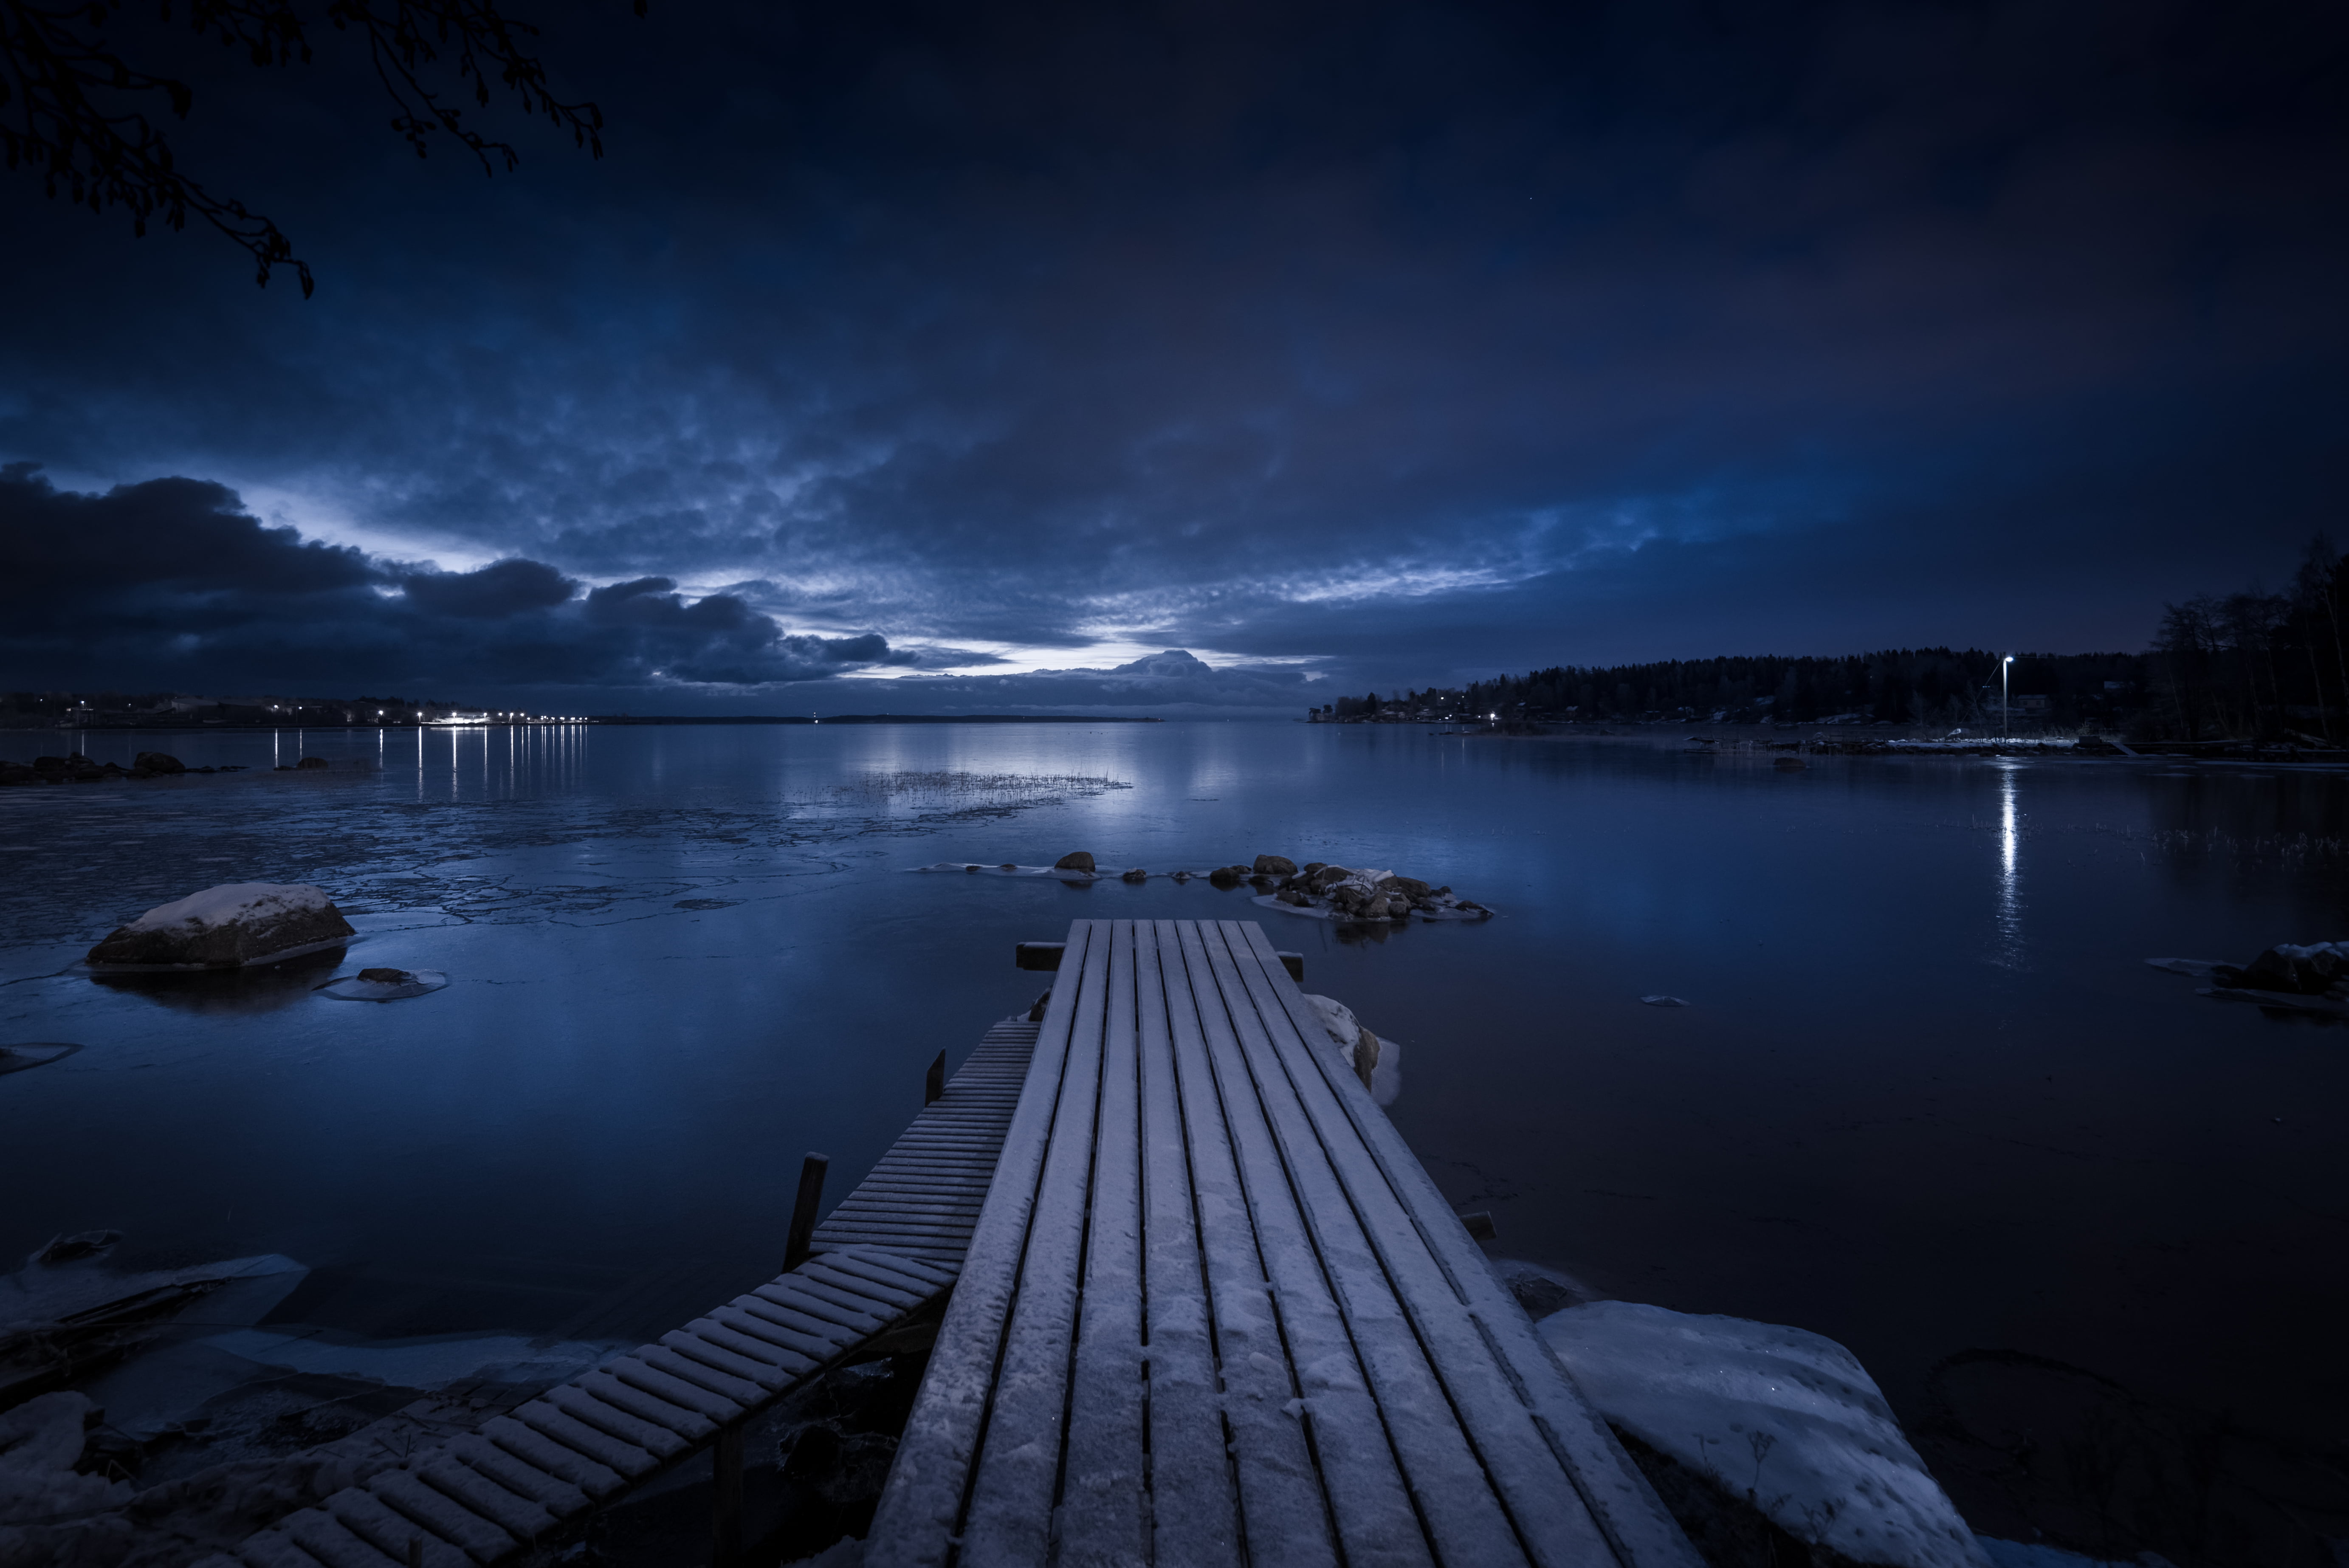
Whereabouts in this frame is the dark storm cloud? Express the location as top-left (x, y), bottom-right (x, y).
top-left (400, 558), bottom-right (576, 618)
top-left (3, 0), bottom-right (2346, 702)
top-left (0, 468), bottom-right (922, 696)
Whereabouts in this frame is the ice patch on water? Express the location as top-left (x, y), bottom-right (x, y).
top-left (195, 1328), bottom-right (624, 1388)
top-left (317, 969), bottom-right (448, 1001)
top-left (913, 861), bottom-right (1096, 878)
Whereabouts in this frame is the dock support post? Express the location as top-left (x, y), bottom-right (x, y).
top-left (785, 1152), bottom-right (829, 1272)
top-left (925, 1049), bottom-right (945, 1106)
top-left (711, 1423), bottom-right (744, 1568)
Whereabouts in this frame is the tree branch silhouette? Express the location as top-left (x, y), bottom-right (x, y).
top-left (0, 0), bottom-right (642, 297)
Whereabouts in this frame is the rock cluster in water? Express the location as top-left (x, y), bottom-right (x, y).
top-left (0, 751), bottom-right (245, 784)
top-left (916, 852), bottom-right (1492, 919)
top-left (1043, 850), bottom-right (1491, 922)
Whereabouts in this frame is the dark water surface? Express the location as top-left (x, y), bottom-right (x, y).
top-left (3, 723), bottom-right (2343, 1514)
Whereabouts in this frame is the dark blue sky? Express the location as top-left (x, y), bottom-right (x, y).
top-left (5, 0), bottom-right (2344, 713)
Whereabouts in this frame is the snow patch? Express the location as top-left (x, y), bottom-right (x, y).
top-left (1540, 1300), bottom-right (1990, 1568)
top-left (195, 1328), bottom-right (623, 1388)
top-left (123, 883), bottom-right (337, 934)
top-left (0, 1392), bottom-right (132, 1528)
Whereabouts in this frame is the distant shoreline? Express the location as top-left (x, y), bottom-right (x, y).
top-left (0, 713), bottom-right (1168, 732)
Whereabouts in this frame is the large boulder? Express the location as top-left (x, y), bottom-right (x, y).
top-left (86, 883), bottom-right (357, 969)
top-left (1540, 1302), bottom-right (1991, 1568)
top-left (132, 751), bottom-right (185, 774)
top-left (1307, 865), bottom-right (1352, 893)
top-left (1053, 851), bottom-right (1096, 872)
top-left (1253, 854), bottom-right (1298, 877)
top-left (1379, 874), bottom-right (1433, 900)
top-left (295, 756), bottom-right (330, 770)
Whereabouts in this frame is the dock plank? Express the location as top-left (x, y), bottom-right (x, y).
top-left (1056, 921), bottom-right (1150, 1564)
top-left (1135, 918), bottom-right (1243, 1568)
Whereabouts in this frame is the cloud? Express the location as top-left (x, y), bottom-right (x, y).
top-left (862, 649), bottom-right (1319, 716)
top-left (3, 0), bottom-right (2346, 693)
top-left (0, 467), bottom-right (923, 699)
top-left (401, 558), bottom-right (577, 618)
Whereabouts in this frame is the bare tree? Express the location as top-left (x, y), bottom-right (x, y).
top-left (0, 0), bottom-right (641, 296)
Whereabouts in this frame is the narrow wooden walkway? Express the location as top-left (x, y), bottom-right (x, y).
top-left (812, 1018), bottom-right (1040, 1265)
top-left (866, 919), bottom-right (1701, 1568)
top-left (197, 1020), bottom-right (1041, 1568)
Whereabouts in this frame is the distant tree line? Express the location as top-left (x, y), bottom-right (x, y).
top-left (1323, 536), bottom-right (2349, 742)
top-left (1452, 648), bottom-right (2142, 728)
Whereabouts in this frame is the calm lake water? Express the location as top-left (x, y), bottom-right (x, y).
top-left (3, 722), bottom-right (2343, 1546)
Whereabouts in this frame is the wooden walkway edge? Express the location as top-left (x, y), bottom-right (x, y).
top-left (196, 1019), bottom-right (1044, 1568)
top-left (865, 919), bottom-right (1702, 1568)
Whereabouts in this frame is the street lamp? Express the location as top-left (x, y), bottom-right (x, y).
top-left (2001, 655), bottom-right (2013, 738)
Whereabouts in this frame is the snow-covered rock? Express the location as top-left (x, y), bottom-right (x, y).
top-left (0, 1393), bottom-right (131, 1527)
top-left (1540, 1301), bottom-right (1990, 1568)
top-left (1300, 993), bottom-right (1401, 1105)
top-left (85, 883), bottom-right (356, 969)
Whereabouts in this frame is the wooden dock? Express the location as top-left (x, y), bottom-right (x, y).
top-left (200, 920), bottom-right (1697, 1567)
top-left (865, 918), bottom-right (1701, 1568)
top-left (197, 1018), bottom-right (1041, 1568)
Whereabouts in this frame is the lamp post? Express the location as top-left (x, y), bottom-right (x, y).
top-left (2001, 655), bottom-right (2013, 738)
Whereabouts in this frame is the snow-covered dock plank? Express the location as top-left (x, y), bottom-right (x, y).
top-left (866, 919), bottom-right (1705, 1568)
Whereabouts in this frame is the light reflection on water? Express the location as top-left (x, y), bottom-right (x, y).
top-left (1996, 762), bottom-right (2023, 968)
top-left (0, 722), bottom-right (2343, 1478)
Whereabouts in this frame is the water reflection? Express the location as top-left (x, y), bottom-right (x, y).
top-left (87, 945), bottom-right (347, 1014)
top-left (1994, 763), bottom-right (2024, 968)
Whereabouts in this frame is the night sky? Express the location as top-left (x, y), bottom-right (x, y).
top-left (6, 0), bottom-right (2345, 714)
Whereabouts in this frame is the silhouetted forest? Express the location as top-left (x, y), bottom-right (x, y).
top-left (1323, 537), bottom-right (2349, 742)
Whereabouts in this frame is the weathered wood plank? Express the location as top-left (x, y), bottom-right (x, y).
top-left (272, 1508), bottom-right (398, 1568)
top-left (366, 1468), bottom-right (516, 1563)
top-left (543, 1384), bottom-right (694, 1458)
top-left (1056, 920), bottom-right (1150, 1564)
top-left (321, 1491), bottom-right (472, 1568)
top-left (1137, 918), bottom-right (1243, 1568)
top-left (446, 1432), bottom-right (597, 1512)
top-left (957, 919), bottom-right (1116, 1566)
top-left (501, 1402), bottom-right (659, 1480)
top-left (415, 1454), bottom-right (561, 1542)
